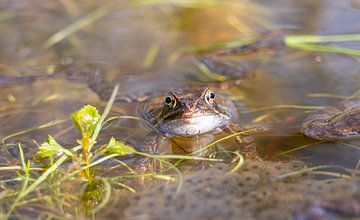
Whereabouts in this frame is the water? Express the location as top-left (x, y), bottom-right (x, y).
top-left (0, 0), bottom-right (359, 219)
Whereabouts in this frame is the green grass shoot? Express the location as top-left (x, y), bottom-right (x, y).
top-left (285, 34), bottom-right (360, 56)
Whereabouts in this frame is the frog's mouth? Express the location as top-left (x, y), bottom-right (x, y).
top-left (163, 111), bottom-right (217, 120)
top-left (159, 115), bottom-right (230, 137)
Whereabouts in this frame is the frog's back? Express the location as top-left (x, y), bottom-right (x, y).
top-left (301, 98), bottom-right (360, 140)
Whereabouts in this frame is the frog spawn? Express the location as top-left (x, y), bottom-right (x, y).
top-left (124, 160), bottom-right (359, 220)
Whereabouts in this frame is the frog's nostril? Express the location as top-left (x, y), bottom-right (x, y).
top-left (185, 104), bottom-right (195, 112)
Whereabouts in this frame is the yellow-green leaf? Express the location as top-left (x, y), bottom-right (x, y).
top-left (37, 135), bottom-right (73, 158)
top-left (71, 105), bottom-right (100, 135)
top-left (102, 137), bottom-right (136, 156)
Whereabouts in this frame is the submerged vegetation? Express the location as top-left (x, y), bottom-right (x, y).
top-left (285, 34), bottom-right (360, 56)
top-left (171, 32), bottom-right (360, 60)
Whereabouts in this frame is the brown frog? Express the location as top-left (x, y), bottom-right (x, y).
top-left (135, 87), bottom-right (260, 171)
top-left (301, 98), bottom-right (360, 140)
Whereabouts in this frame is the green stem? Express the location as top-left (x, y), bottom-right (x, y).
top-left (91, 84), bottom-right (119, 144)
top-left (81, 132), bottom-right (92, 178)
top-left (285, 34), bottom-right (360, 44)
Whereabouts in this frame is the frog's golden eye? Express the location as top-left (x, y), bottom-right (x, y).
top-left (165, 95), bottom-right (176, 108)
top-left (205, 90), bottom-right (216, 105)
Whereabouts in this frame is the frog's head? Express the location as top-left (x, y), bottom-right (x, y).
top-left (156, 88), bottom-right (233, 136)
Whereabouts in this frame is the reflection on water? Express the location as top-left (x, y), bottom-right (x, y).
top-left (0, 0), bottom-right (359, 219)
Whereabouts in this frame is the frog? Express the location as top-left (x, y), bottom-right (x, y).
top-left (134, 87), bottom-right (261, 171)
top-left (300, 97), bottom-right (360, 140)
top-left (42, 65), bottom-right (263, 171)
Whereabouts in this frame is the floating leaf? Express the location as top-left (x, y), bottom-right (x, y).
top-left (37, 135), bottom-right (72, 158)
top-left (71, 105), bottom-right (100, 135)
top-left (102, 137), bottom-right (136, 156)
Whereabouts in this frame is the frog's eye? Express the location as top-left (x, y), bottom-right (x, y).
top-left (205, 90), bottom-right (216, 105)
top-left (209, 92), bottom-right (216, 99)
top-left (165, 95), bottom-right (176, 108)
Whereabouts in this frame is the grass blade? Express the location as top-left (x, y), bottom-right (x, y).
top-left (0, 119), bottom-right (67, 143)
top-left (90, 84), bottom-right (120, 150)
top-left (43, 4), bottom-right (113, 49)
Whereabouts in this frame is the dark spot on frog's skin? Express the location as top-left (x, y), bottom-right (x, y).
top-left (274, 165), bottom-right (281, 170)
top-left (245, 176), bottom-right (252, 182)
top-left (264, 171), bottom-right (271, 176)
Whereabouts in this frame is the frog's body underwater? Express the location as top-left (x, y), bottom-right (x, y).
top-left (135, 87), bottom-right (261, 171)
top-left (58, 57), bottom-right (264, 171)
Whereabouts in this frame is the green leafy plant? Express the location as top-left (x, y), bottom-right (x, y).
top-left (71, 105), bottom-right (100, 176)
top-left (101, 137), bottom-right (136, 156)
top-left (37, 135), bottom-right (73, 158)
